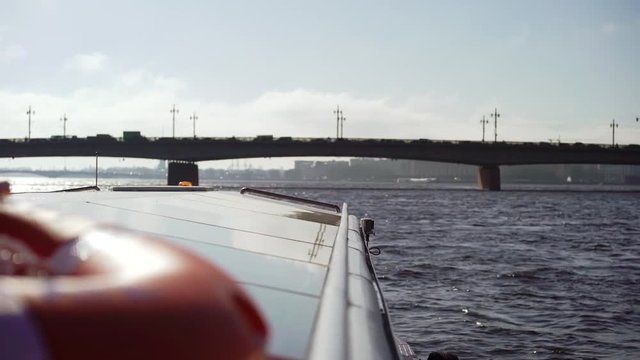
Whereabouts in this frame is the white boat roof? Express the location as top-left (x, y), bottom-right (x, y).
top-left (11, 188), bottom-right (399, 360)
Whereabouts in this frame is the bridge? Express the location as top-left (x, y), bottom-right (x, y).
top-left (1, 136), bottom-right (639, 190)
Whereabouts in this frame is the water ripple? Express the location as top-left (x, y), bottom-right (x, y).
top-left (12, 179), bottom-right (640, 359)
top-left (289, 187), bottom-right (640, 359)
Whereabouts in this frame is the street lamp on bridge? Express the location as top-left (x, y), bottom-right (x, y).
top-left (26, 106), bottom-right (35, 140)
top-left (333, 106), bottom-right (343, 140)
top-left (170, 104), bottom-right (179, 138)
top-left (190, 112), bottom-right (198, 139)
top-left (480, 115), bottom-right (488, 143)
top-left (340, 114), bottom-right (346, 139)
top-left (60, 114), bottom-right (68, 139)
top-left (490, 108), bottom-right (500, 143)
top-left (610, 119), bottom-right (618, 147)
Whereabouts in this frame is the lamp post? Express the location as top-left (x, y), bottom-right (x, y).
top-left (333, 106), bottom-right (342, 140)
top-left (480, 115), bottom-right (488, 143)
top-left (340, 115), bottom-right (346, 139)
top-left (490, 108), bottom-right (500, 143)
top-left (26, 105), bottom-right (35, 140)
top-left (190, 112), bottom-right (198, 139)
top-left (610, 119), bottom-right (618, 147)
top-left (60, 114), bottom-right (68, 138)
top-left (170, 104), bottom-right (179, 138)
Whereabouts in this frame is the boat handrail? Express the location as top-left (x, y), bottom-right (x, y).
top-left (239, 187), bottom-right (341, 213)
top-left (307, 202), bottom-right (349, 360)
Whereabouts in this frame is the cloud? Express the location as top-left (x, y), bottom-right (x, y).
top-left (65, 52), bottom-right (108, 72)
top-left (1, 61), bottom-right (637, 145)
top-left (0, 44), bottom-right (26, 62)
top-left (511, 26), bottom-right (531, 45)
top-left (0, 26), bottom-right (26, 62)
top-left (601, 22), bottom-right (617, 35)
top-left (0, 84), bottom-right (456, 140)
top-left (0, 84), bottom-right (573, 143)
top-left (195, 90), bottom-right (458, 140)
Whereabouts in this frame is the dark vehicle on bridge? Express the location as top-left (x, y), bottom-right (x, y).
top-left (309, 138), bottom-right (331, 143)
top-left (254, 135), bottom-right (274, 142)
top-left (87, 134), bottom-right (117, 143)
top-left (123, 131), bottom-right (148, 142)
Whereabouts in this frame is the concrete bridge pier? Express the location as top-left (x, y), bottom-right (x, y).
top-left (168, 161), bottom-right (199, 186)
top-left (477, 165), bottom-right (501, 191)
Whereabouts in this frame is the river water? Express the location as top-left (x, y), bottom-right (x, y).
top-left (5, 176), bottom-right (640, 359)
top-left (289, 186), bottom-right (640, 360)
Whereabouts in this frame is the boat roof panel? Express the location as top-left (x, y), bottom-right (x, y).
top-left (22, 200), bottom-right (333, 265)
top-left (92, 196), bottom-right (338, 246)
top-left (244, 284), bottom-right (319, 359)
top-left (11, 190), bottom-right (340, 359)
top-left (166, 235), bottom-right (327, 297)
top-left (9, 189), bottom-right (398, 359)
top-left (187, 192), bottom-right (341, 222)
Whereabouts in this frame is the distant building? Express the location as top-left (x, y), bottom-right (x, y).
top-left (349, 158), bottom-right (475, 181)
top-left (156, 160), bottom-right (166, 171)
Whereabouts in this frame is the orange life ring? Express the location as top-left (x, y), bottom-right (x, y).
top-left (0, 204), bottom-right (268, 360)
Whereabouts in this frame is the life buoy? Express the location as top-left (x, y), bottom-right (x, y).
top-left (0, 203), bottom-right (268, 360)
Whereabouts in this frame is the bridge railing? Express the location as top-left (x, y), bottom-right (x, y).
top-left (2, 136), bottom-right (636, 150)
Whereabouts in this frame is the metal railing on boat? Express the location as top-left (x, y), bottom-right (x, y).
top-left (239, 187), bottom-right (341, 213)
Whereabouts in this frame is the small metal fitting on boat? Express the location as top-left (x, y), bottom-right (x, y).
top-left (360, 218), bottom-right (375, 242)
top-left (360, 218), bottom-right (381, 255)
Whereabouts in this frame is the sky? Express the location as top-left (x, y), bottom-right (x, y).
top-left (1, 0), bottom-right (639, 169)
